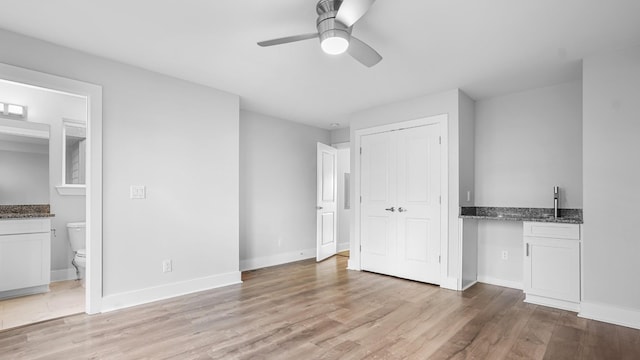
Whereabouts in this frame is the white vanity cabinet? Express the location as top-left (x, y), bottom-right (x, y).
top-left (523, 221), bottom-right (581, 311)
top-left (0, 218), bottom-right (51, 299)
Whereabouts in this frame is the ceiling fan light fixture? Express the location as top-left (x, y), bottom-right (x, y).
top-left (320, 29), bottom-right (350, 55)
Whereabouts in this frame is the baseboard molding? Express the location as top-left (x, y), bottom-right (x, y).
top-left (51, 268), bottom-right (78, 282)
top-left (525, 294), bottom-right (580, 312)
top-left (337, 242), bottom-right (350, 252)
top-left (477, 275), bottom-right (523, 290)
top-left (346, 258), bottom-right (360, 271)
top-left (579, 301), bottom-right (640, 330)
top-left (440, 276), bottom-right (459, 291)
top-left (240, 247), bottom-right (315, 271)
top-left (101, 271), bottom-right (241, 313)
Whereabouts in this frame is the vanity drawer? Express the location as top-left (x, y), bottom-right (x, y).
top-left (0, 218), bottom-right (51, 235)
top-left (523, 222), bottom-right (580, 240)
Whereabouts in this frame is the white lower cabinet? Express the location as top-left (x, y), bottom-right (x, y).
top-left (0, 218), bottom-right (51, 299)
top-left (523, 222), bottom-right (581, 311)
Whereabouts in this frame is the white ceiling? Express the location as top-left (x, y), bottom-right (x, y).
top-left (0, 0), bottom-right (639, 129)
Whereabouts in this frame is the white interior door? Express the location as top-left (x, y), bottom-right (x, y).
top-left (395, 125), bottom-right (441, 283)
top-left (360, 131), bottom-right (396, 275)
top-left (360, 124), bottom-right (442, 284)
top-left (316, 143), bottom-right (338, 261)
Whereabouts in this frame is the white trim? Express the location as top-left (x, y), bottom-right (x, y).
top-left (240, 247), bottom-right (316, 271)
top-left (478, 275), bottom-right (523, 290)
top-left (0, 62), bottom-right (104, 314)
top-left (55, 185), bottom-right (86, 196)
top-left (440, 277), bottom-right (459, 290)
top-left (526, 294), bottom-right (580, 312)
top-left (101, 271), bottom-right (242, 313)
top-left (580, 301), bottom-right (640, 330)
top-left (0, 124), bottom-right (49, 139)
top-left (51, 268), bottom-right (78, 282)
top-left (352, 114), bottom-right (449, 286)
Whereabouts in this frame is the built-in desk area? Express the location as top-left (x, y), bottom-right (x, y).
top-left (459, 207), bottom-right (583, 311)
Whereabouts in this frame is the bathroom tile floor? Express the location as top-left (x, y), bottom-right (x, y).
top-left (0, 280), bottom-right (84, 330)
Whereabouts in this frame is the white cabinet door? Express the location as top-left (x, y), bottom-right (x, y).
top-left (361, 124), bottom-right (441, 284)
top-left (523, 222), bottom-right (580, 310)
top-left (0, 232), bottom-right (51, 291)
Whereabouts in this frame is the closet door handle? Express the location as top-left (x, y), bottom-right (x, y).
top-left (398, 207), bottom-right (407, 213)
top-left (526, 243), bottom-right (530, 257)
top-left (385, 207), bottom-right (396, 212)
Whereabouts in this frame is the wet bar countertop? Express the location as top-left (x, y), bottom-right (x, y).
top-left (460, 207), bottom-right (582, 224)
top-left (0, 204), bottom-right (55, 219)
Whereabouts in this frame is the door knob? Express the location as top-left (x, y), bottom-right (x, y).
top-left (398, 207), bottom-right (407, 213)
top-left (385, 207), bottom-right (396, 212)
top-left (316, 206), bottom-right (323, 210)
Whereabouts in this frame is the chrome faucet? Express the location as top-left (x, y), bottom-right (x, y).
top-left (554, 186), bottom-right (559, 219)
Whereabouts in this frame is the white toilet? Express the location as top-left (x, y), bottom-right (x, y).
top-left (67, 222), bottom-right (86, 286)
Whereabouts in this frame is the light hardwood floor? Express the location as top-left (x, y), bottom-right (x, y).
top-left (1, 256), bottom-right (639, 359)
top-left (0, 280), bottom-right (84, 330)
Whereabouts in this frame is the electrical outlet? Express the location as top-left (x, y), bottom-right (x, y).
top-left (501, 250), bottom-right (508, 260)
top-left (162, 259), bottom-right (172, 273)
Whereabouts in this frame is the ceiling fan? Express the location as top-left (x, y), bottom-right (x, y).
top-left (257, 0), bottom-right (382, 67)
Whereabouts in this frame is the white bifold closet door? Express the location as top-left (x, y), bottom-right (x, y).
top-left (360, 124), bottom-right (441, 284)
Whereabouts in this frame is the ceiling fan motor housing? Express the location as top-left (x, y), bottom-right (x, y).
top-left (316, 0), bottom-right (351, 46)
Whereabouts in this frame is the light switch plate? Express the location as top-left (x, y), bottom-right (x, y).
top-left (130, 185), bottom-right (146, 199)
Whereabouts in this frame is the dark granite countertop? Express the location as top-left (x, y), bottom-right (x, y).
top-left (0, 204), bottom-right (55, 219)
top-left (460, 207), bottom-right (582, 224)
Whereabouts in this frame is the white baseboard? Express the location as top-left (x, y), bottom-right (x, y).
top-left (101, 271), bottom-right (241, 313)
top-left (337, 242), bottom-right (350, 252)
top-left (240, 247), bottom-right (315, 271)
top-left (477, 275), bottom-right (523, 290)
top-left (51, 268), bottom-right (78, 282)
top-left (525, 294), bottom-right (580, 312)
top-left (346, 258), bottom-right (360, 271)
top-left (440, 276), bottom-right (459, 291)
top-left (579, 301), bottom-right (640, 330)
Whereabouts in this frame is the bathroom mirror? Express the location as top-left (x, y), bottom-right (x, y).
top-left (62, 120), bottom-right (86, 185)
top-left (0, 121), bottom-right (50, 205)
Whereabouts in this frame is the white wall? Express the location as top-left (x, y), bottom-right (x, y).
top-left (0, 81), bottom-right (87, 277)
top-left (473, 81), bottom-right (582, 287)
top-left (0, 28), bottom-right (240, 306)
top-left (0, 146), bottom-right (48, 204)
top-left (349, 89), bottom-right (463, 286)
top-left (581, 45), bottom-right (640, 325)
top-left (240, 110), bottom-right (330, 270)
top-left (475, 81), bottom-right (583, 208)
top-left (330, 128), bottom-right (350, 144)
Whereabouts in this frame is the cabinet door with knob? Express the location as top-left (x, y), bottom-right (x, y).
top-left (360, 123), bottom-right (442, 284)
top-left (523, 222), bottom-right (581, 311)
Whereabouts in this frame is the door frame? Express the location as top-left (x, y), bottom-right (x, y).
top-left (0, 62), bottom-right (103, 313)
top-left (350, 114), bottom-right (449, 285)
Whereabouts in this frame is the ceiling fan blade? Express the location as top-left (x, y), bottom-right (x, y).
top-left (335, 0), bottom-right (377, 27)
top-left (257, 33), bottom-right (318, 47)
top-left (348, 36), bottom-right (382, 67)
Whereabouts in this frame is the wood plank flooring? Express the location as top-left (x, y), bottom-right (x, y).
top-left (1, 256), bottom-right (639, 359)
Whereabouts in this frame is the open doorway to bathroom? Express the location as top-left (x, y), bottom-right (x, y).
top-left (334, 142), bottom-right (351, 259)
top-left (0, 63), bottom-right (102, 330)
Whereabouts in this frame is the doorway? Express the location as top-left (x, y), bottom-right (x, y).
top-left (0, 62), bottom-right (103, 324)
